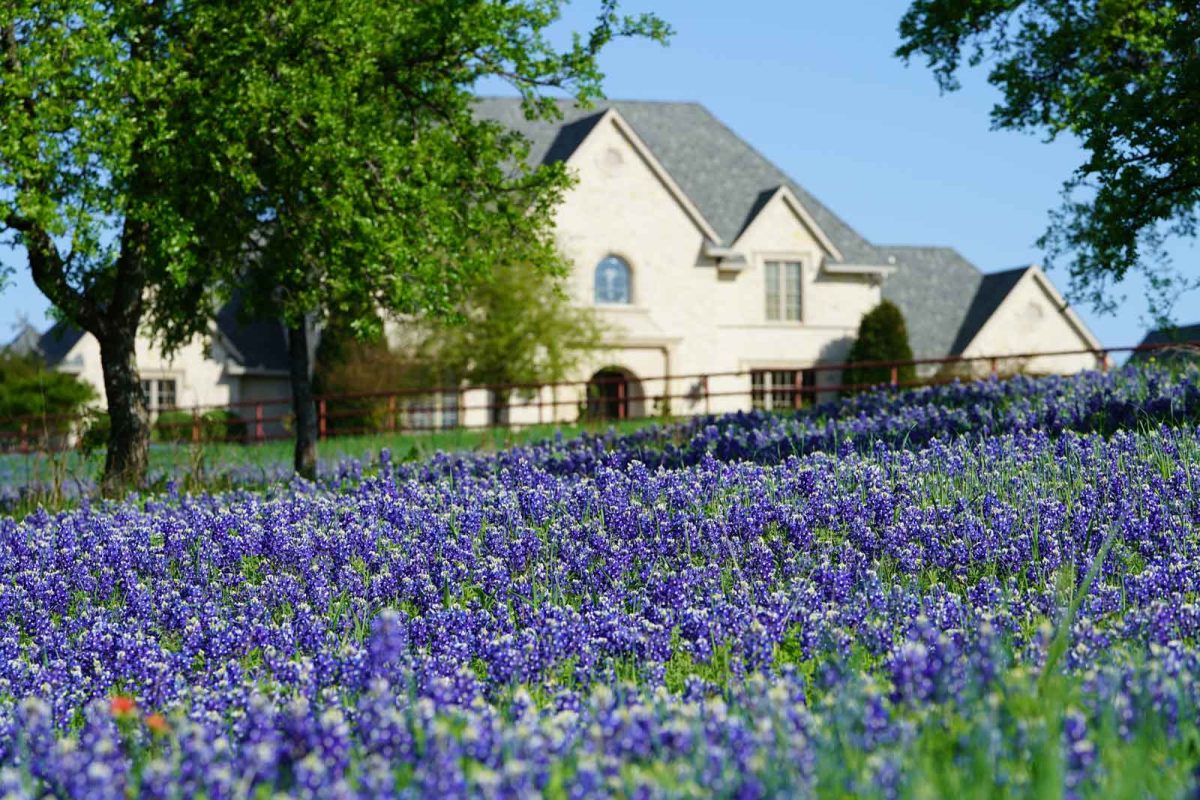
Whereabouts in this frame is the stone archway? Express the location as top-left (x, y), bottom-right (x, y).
top-left (586, 367), bottom-right (644, 421)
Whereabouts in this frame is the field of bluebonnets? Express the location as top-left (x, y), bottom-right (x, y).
top-left (2, 364), bottom-right (1200, 798)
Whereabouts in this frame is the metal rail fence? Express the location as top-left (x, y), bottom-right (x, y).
top-left (1, 339), bottom-right (1196, 454)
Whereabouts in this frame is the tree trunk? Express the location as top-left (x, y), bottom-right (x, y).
top-left (98, 329), bottom-right (151, 493)
top-left (288, 322), bottom-right (318, 480)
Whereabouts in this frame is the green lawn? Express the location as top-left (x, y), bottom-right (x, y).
top-left (1, 415), bottom-right (670, 510)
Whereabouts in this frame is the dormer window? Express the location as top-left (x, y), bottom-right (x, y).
top-left (765, 260), bottom-right (802, 321)
top-left (594, 255), bottom-right (632, 305)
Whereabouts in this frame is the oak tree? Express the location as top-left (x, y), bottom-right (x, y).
top-left (197, 0), bottom-right (668, 477)
top-left (1, 2), bottom-right (262, 489)
top-left (897, 1), bottom-right (1200, 315)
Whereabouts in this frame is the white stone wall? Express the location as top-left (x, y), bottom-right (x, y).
top-left (553, 114), bottom-right (882, 417)
top-left (58, 330), bottom-right (238, 412)
top-left (960, 269), bottom-right (1102, 375)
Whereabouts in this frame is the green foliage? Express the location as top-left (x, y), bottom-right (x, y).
top-left (175, 0), bottom-right (665, 470)
top-left (0, 2), bottom-right (286, 486)
top-left (409, 245), bottom-right (607, 399)
top-left (896, 0), bottom-right (1200, 316)
top-left (153, 409), bottom-right (247, 444)
top-left (77, 412), bottom-right (110, 458)
top-left (2, 1), bottom-right (666, 484)
top-left (843, 300), bottom-right (916, 389)
top-left (199, 0), bottom-right (667, 336)
top-left (0, 352), bottom-right (96, 426)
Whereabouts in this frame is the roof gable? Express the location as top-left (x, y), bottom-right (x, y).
top-left (947, 266), bottom-right (1031, 356)
top-left (576, 109), bottom-right (722, 242)
top-left (1138, 321), bottom-right (1200, 347)
top-left (474, 97), bottom-right (882, 259)
top-left (214, 294), bottom-right (290, 373)
top-left (38, 321), bottom-right (86, 366)
top-left (731, 185), bottom-right (844, 260)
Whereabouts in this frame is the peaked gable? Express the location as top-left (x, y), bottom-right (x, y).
top-left (38, 321), bottom-right (86, 367)
top-left (214, 294), bottom-right (290, 373)
top-left (473, 97), bottom-right (883, 260)
top-left (947, 266), bottom-right (1031, 356)
top-left (576, 108), bottom-right (722, 243)
top-left (731, 185), bottom-right (844, 260)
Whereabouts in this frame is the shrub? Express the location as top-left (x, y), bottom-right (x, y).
top-left (313, 321), bottom-right (420, 436)
top-left (843, 300), bottom-right (916, 390)
top-left (154, 409), bottom-right (248, 443)
top-left (0, 353), bottom-right (97, 449)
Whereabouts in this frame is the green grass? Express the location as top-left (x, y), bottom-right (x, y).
top-left (0, 415), bottom-right (670, 516)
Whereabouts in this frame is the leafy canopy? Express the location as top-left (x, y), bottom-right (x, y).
top-left (897, 1), bottom-right (1200, 316)
top-left (191, 0), bottom-right (670, 336)
top-left (0, 1), bottom-right (260, 350)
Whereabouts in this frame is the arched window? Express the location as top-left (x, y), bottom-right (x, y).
top-left (594, 255), bottom-right (632, 304)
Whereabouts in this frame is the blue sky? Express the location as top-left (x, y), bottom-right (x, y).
top-left (2, 0), bottom-right (1195, 348)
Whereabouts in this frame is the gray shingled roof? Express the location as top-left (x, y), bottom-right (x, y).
top-left (15, 298), bottom-right (290, 373)
top-left (878, 247), bottom-right (985, 359)
top-left (3, 320), bottom-right (85, 365)
top-left (475, 97), bottom-right (1061, 360)
top-left (3, 323), bottom-right (42, 359)
top-left (214, 294), bottom-right (290, 373)
top-left (37, 321), bottom-right (85, 366)
top-left (1129, 322), bottom-right (1200, 363)
top-left (474, 97), bottom-right (884, 262)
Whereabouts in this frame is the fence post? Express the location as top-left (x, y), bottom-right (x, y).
top-left (191, 406), bottom-right (201, 444)
top-left (255, 403), bottom-right (264, 443)
top-left (890, 365), bottom-right (898, 387)
top-left (538, 386), bottom-right (544, 425)
top-left (793, 370), bottom-right (802, 410)
top-left (318, 399), bottom-right (327, 439)
top-left (388, 396), bottom-right (396, 432)
top-left (617, 377), bottom-right (626, 420)
top-left (703, 375), bottom-right (711, 415)
top-left (19, 422), bottom-right (28, 455)
top-left (990, 357), bottom-right (999, 376)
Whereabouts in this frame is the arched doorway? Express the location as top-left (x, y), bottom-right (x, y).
top-left (586, 367), bottom-right (644, 421)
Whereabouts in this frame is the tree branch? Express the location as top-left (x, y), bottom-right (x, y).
top-left (6, 212), bottom-right (103, 335)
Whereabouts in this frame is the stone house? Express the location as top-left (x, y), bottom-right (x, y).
top-left (473, 98), bottom-right (1102, 421)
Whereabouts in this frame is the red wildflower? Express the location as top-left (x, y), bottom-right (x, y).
top-left (145, 713), bottom-right (170, 734)
top-left (110, 695), bottom-right (137, 716)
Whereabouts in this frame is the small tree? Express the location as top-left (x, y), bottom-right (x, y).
top-left (1, 3), bottom-right (275, 489)
top-left (410, 246), bottom-right (606, 425)
top-left (843, 301), bottom-right (916, 389)
top-left (313, 321), bottom-right (423, 436)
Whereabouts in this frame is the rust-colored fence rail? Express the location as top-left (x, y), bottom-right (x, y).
top-left (1, 340), bottom-right (1196, 454)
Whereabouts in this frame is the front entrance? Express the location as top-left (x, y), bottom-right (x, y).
top-left (586, 368), bottom-right (643, 421)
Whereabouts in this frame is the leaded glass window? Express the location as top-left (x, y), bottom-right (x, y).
top-left (594, 256), bottom-right (632, 304)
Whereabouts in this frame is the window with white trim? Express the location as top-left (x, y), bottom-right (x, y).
top-left (764, 261), bottom-right (802, 321)
top-left (139, 378), bottom-right (177, 412)
top-left (751, 369), bottom-right (815, 411)
top-left (594, 255), bottom-right (632, 305)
